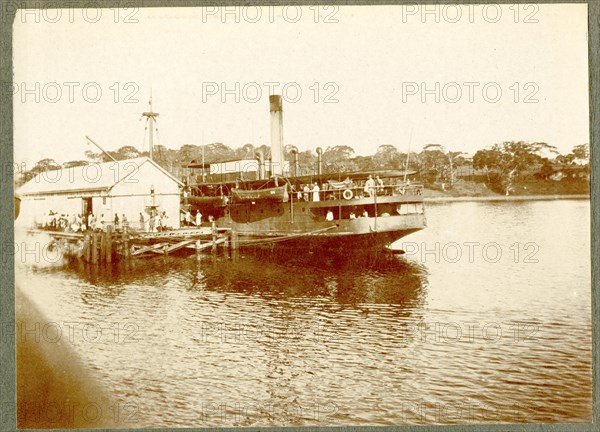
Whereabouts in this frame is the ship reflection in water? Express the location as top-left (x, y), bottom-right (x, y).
top-left (67, 248), bottom-right (428, 307)
top-left (17, 200), bottom-right (592, 427)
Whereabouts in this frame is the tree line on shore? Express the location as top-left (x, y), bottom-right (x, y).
top-left (17, 141), bottom-right (589, 195)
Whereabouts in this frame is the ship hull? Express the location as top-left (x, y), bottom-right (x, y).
top-left (188, 186), bottom-right (427, 253)
top-left (222, 201), bottom-right (426, 253)
top-left (235, 226), bottom-right (423, 254)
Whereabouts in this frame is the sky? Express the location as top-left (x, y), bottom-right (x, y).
top-left (13, 4), bottom-right (589, 167)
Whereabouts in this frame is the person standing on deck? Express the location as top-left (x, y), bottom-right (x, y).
top-left (312, 183), bottom-right (320, 202)
top-left (185, 210), bottom-right (192, 227)
top-left (71, 215), bottom-right (80, 232)
top-left (148, 212), bottom-right (155, 233)
top-left (195, 210), bottom-right (202, 227)
top-left (364, 175), bottom-right (375, 197)
top-left (139, 212), bottom-right (145, 231)
top-left (161, 212), bottom-right (168, 230)
top-left (376, 176), bottom-right (384, 194)
top-left (95, 214), bottom-right (104, 231)
top-left (156, 212), bottom-right (162, 231)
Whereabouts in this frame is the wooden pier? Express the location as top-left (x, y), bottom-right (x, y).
top-left (28, 223), bottom-right (235, 264)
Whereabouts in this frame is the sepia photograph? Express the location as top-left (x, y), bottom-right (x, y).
top-left (3, 1), bottom-right (596, 429)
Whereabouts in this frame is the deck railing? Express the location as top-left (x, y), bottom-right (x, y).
top-left (292, 184), bottom-right (423, 202)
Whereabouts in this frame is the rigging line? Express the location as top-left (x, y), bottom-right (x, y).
top-left (256, 180), bottom-right (274, 190)
top-left (234, 225), bottom-right (338, 246)
top-left (141, 117), bottom-right (148, 153)
top-left (239, 235), bottom-right (317, 247)
top-left (154, 120), bottom-right (163, 161)
top-left (126, 226), bottom-right (338, 248)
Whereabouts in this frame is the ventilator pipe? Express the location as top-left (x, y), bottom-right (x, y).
top-left (316, 147), bottom-right (323, 176)
top-left (255, 149), bottom-right (265, 180)
top-left (290, 147), bottom-right (299, 177)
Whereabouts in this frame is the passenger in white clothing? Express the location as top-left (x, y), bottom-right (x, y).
top-left (312, 183), bottom-right (320, 202)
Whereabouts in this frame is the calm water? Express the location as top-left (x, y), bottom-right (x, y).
top-left (16, 200), bottom-right (592, 427)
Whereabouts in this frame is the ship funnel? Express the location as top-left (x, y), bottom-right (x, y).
top-left (269, 95), bottom-right (285, 177)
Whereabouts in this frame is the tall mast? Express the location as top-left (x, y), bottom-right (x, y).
top-left (142, 93), bottom-right (159, 160)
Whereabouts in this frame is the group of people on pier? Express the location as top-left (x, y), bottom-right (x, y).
top-left (39, 209), bottom-right (171, 233)
top-left (180, 209), bottom-right (214, 227)
top-left (138, 210), bottom-right (170, 233)
top-left (40, 211), bottom-right (117, 233)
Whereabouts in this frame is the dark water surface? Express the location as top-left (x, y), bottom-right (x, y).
top-left (16, 200), bottom-right (592, 427)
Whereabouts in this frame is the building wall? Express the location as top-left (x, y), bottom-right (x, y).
top-left (17, 197), bottom-right (47, 227)
top-left (17, 160), bottom-right (182, 229)
top-left (109, 160), bottom-right (181, 229)
top-left (17, 192), bottom-right (102, 228)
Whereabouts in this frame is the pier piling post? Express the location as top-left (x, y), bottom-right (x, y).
top-left (231, 229), bottom-right (238, 261)
top-left (87, 233), bottom-right (92, 262)
top-left (100, 231), bottom-right (106, 263)
top-left (122, 227), bottom-right (130, 260)
top-left (211, 221), bottom-right (217, 253)
top-left (83, 233), bottom-right (90, 262)
top-left (195, 239), bottom-right (201, 259)
top-left (92, 233), bottom-right (98, 264)
top-left (232, 232), bottom-right (238, 251)
top-left (106, 225), bottom-right (113, 263)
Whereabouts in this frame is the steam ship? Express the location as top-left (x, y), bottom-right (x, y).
top-left (183, 95), bottom-right (426, 252)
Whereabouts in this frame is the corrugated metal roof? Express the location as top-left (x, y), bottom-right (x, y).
top-left (17, 157), bottom-right (183, 196)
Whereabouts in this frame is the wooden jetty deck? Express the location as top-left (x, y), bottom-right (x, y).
top-left (28, 224), bottom-right (236, 264)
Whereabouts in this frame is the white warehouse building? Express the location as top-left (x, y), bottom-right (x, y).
top-left (17, 157), bottom-right (183, 229)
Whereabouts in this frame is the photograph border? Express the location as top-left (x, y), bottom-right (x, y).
top-left (0, 0), bottom-right (597, 430)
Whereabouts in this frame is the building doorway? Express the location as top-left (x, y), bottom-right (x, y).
top-left (82, 197), bottom-right (92, 216)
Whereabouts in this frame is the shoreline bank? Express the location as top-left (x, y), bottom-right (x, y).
top-left (423, 194), bottom-right (590, 203)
